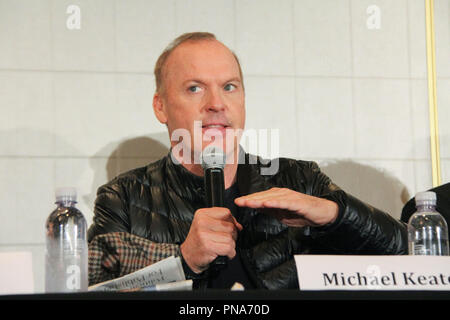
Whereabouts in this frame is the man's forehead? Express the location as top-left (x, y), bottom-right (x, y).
top-left (164, 40), bottom-right (241, 79)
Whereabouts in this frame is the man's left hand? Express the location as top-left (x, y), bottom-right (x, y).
top-left (234, 187), bottom-right (339, 227)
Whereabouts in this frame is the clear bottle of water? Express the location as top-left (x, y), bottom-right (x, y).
top-left (45, 187), bottom-right (88, 292)
top-left (408, 191), bottom-right (449, 256)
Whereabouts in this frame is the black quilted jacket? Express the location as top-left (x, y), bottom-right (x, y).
top-left (88, 151), bottom-right (408, 289)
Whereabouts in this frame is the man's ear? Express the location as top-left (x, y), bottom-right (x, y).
top-left (153, 92), bottom-right (168, 124)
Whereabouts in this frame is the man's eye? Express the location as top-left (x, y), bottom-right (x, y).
top-left (188, 86), bottom-right (201, 93)
top-left (224, 83), bottom-right (237, 92)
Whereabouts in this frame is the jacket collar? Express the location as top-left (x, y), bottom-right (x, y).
top-left (164, 147), bottom-right (274, 204)
top-left (236, 151), bottom-right (274, 196)
top-left (164, 150), bottom-right (205, 203)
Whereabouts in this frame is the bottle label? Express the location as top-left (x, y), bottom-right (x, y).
top-left (62, 239), bottom-right (86, 255)
top-left (413, 244), bottom-right (429, 255)
top-left (46, 238), bottom-right (86, 256)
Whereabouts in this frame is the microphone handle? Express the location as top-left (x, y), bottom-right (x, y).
top-left (204, 168), bottom-right (228, 269)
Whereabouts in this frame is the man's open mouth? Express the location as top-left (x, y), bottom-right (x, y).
top-left (202, 124), bottom-right (229, 129)
top-left (201, 124), bottom-right (230, 139)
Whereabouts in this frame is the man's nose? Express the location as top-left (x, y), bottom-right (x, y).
top-left (205, 88), bottom-right (226, 112)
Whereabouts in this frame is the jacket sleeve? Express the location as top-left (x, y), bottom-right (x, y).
top-left (88, 178), bottom-right (132, 242)
top-left (303, 161), bottom-right (408, 255)
top-left (88, 232), bottom-right (181, 286)
top-left (88, 179), bottom-right (211, 287)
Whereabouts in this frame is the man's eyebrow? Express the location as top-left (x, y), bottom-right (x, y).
top-left (225, 77), bottom-right (241, 83)
top-left (182, 77), bottom-right (242, 85)
top-left (182, 79), bottom-right (205, 86)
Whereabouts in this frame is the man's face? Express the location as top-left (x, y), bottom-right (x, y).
top-left (154, 40), bottom-right (245, 163)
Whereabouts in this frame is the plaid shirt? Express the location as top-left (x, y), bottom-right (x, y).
top-left (88, 232), bottom-right (181, 286)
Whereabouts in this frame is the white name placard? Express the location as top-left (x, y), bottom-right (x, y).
top-left (294, 255), bottom-right (450, 291)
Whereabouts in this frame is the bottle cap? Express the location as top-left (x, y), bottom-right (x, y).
top-left (55, 187), bottom-right (77, 203)
top-left (415, 191), bottom-right (437, 206)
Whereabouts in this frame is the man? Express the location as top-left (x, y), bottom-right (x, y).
top-left (88, 32), bottom-right (407, 289)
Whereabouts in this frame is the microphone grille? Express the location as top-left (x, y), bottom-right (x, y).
top-left (201, 146), bottom-right (226, 169)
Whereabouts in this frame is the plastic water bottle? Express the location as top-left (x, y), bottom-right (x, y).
top-left (408, 191), bottom-right (449, 256)
top-left (45, 187), bottom-right (88, 292)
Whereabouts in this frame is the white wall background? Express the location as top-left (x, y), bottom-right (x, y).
top-left (0, 0), bottom-right (448, 293)
top-left (435, 0), bottom-right (450, 183)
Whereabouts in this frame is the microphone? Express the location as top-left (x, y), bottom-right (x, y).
top-left (201, 146), bottom-right (228, 269)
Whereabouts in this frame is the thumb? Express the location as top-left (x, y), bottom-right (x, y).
top-left (231, 216), bottom-right (243, 231)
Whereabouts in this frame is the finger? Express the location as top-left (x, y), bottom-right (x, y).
top-left (207, 207), bottom-right (243, 232)
top-left (205, 209), bottom-right (243, 232)
top-left (229, 215), bottom-right (243, 232)
top-left (210, 242), bottom-right (236, 259)
top-left (207, 219), bottom-right (235, 232)
top-left (238, 194), bottom-right (307, 213)
top-left (202, 228), bottom-right (236, 244)
top-left (260, 208), bottom-right (310, 227)
top-left (279, 217), bottom-right (310, 227)
top-left (261, 198), bottom-right (300, 212)
top-left (203, 232), bottom-right (236, 258)
top-left (208, 221), bottom-right (240, 241)
top-left (235, 189), bottom-right (288, 207)
top-left (235, 198), bottom-right (265, 208)
top-left (236, 197), bottom-right (280, 209)
top-left (196, 207), bottom-right (232, 219)
top-left (196, 208), bottom-right (243, 239)
top-left (237, 187), bottom-right (287, 201)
